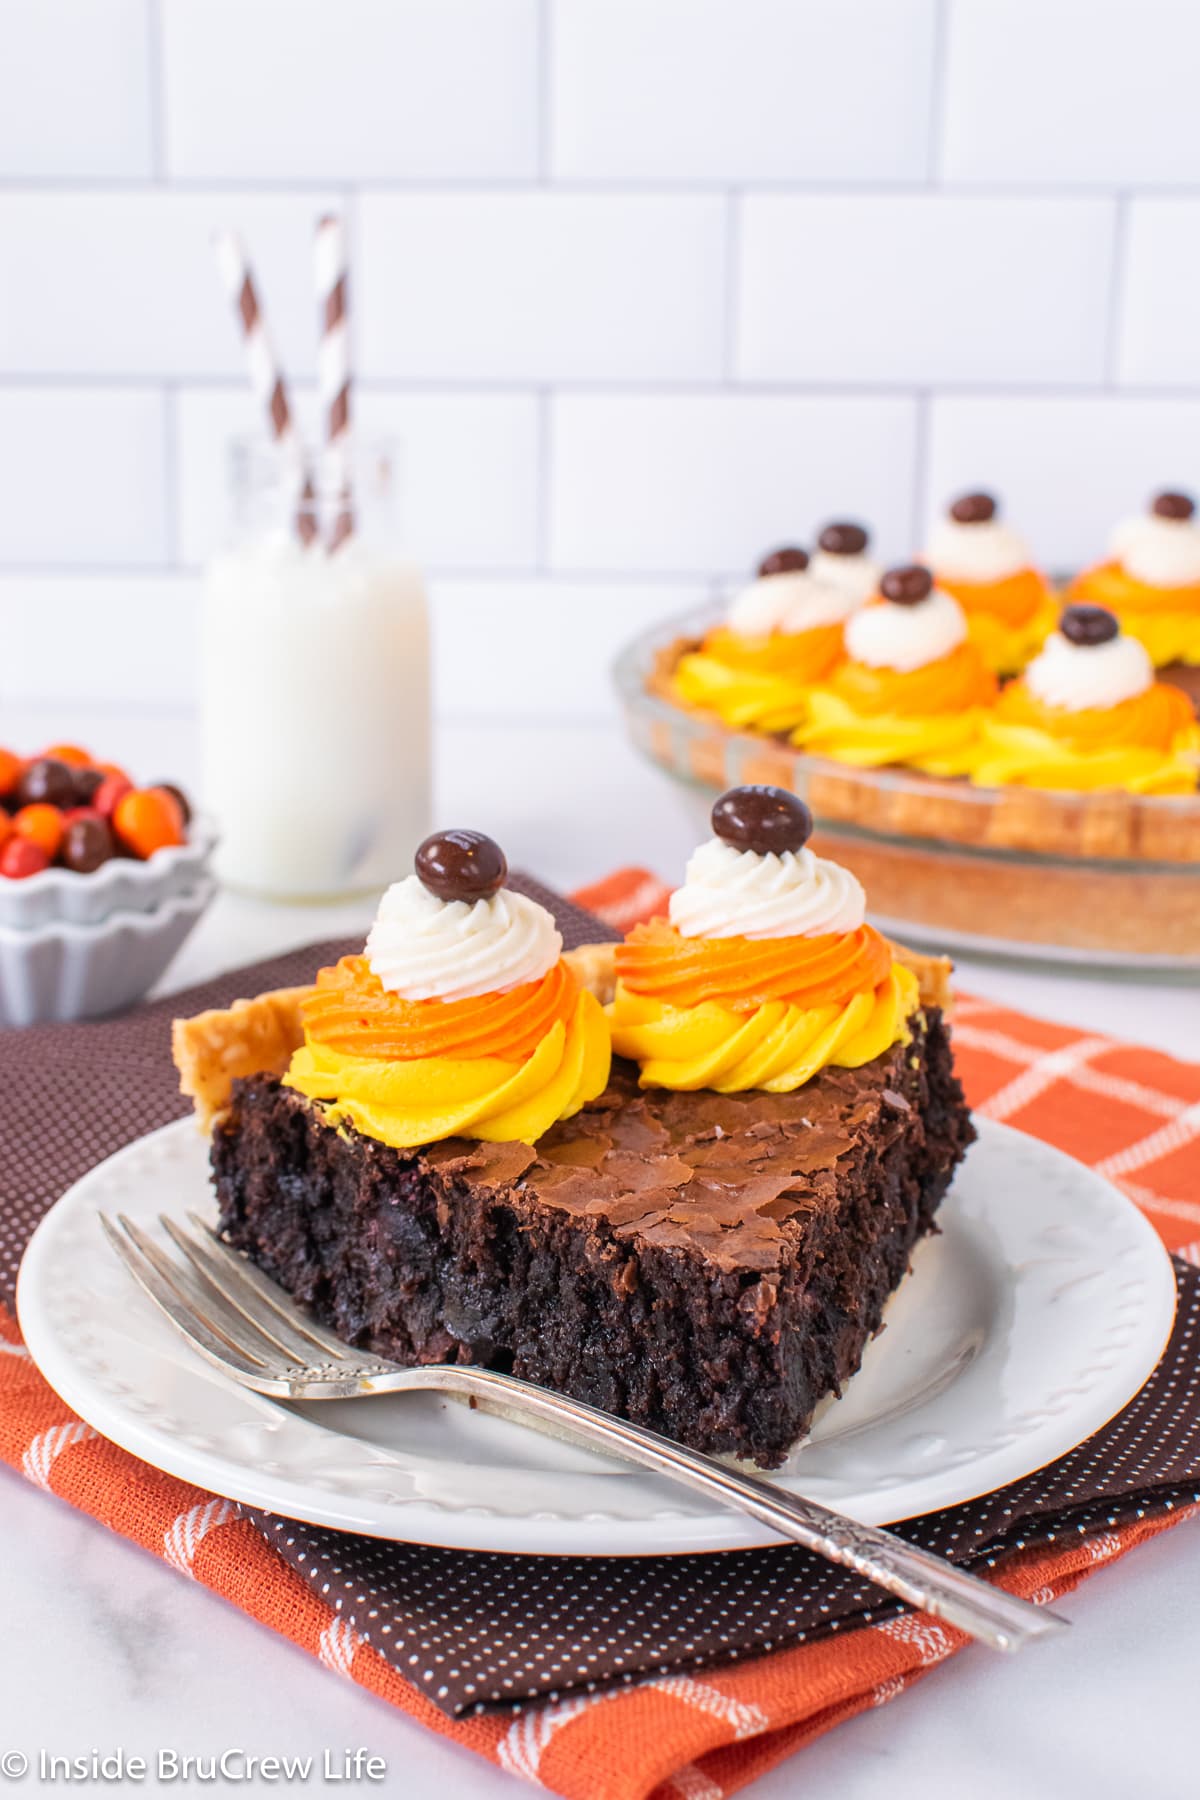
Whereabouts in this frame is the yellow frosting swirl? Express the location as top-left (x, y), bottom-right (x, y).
top-left (971, 722), bottom-right (1200, 795)
top-left (610, 962), bottom-right (919, 1094)
top-left (790, 688), bottom-right (991, 775)
top-left (673, 625), bottom-right (845, 733)
top-left (960, 592), bottom-right (1060, 676)
top-left (284, 988), bottom-right (611, 1149)
top-left (1118, 609), bottom-right (1200, 668)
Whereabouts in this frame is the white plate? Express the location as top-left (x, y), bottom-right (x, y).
top-left (16, 1116), bottom-right (1176, 1556)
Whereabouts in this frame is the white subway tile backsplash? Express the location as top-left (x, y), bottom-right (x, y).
top-left (737, 196), bottom-right (1115, 385)
top-left (0, 388), bottom-right (167, 567)
top-left (0, 577), bottom-right (200, 706)
top-left (1117, 202), bottom-right (1200, 389)
top-left (549, 394), bottom-right (917, 574)
top-left (551, 0), bottom-right (936, 184)
top-left (926, 396), bottom-right (1200, 573)
top-left (433, 578), bottom-right (705, 720)
top-left (359, 195), bottom-right (726, 382)
top-left (0, 193), bottom-right (339, 380)
top-left (0, 0), bottom-right (152, 179)
top-left (162, 0), bottom-right (538, 181)
top-left (942, 0), bottom-right (1200, 186)
top-left (173, 387), bottom-right (540, 571)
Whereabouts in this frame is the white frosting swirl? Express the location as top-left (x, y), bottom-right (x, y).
top-left (365, 876), bottom-right (562, 1002)
top-left (926, 517), bottom-right (1030, 583)
top-left (844, 589), bottom-right (967, 673)
top-left (669, 839), bottom-right (866, 942)
top-left (1024, 630), bottom-right (1154, 713)
top-left (807, 549), bottom-right (881, 608)
top-left (727, 570), bottom-right (859, 636)
top-left (1110, 514), bottom-right (1200, 588)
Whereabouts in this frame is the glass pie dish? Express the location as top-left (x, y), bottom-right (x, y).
top-left (614, 609), bottom-right (1200, 971)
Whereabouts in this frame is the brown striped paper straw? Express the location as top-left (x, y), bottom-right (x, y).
top-left (212, 230), bottom-right (317, 546)
top-left (314, 214), bottom-right (354, 552)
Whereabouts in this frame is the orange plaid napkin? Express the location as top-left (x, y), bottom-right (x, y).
top-left (1, 865), bottom-right (1198, 1800)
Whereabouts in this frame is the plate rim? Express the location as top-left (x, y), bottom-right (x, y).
top-left (15, 1115), bottom-right (1179, 1556)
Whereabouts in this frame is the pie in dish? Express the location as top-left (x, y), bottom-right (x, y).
top-left (174, 801), bottom-right (973, 1468)
top-left (671, 528), bottom-right (877, 733)
top-left (1069, 489), bottom-right (1200, 668)
top-left (925, 490), bottom-right (1058, 676)
top-left (973, 604), bottom-right (1200, 796)
top-left (789, 565), bottom-right (998, 775)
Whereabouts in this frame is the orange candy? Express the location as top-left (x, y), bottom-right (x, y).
top-left (301, 956), bottom-right (580, 1063)
top-left (112, 788), bottom-right (184, 860)
top-left (41, 743), bottom-right (93, 768)
top-left (700, 623), bottom-right (846, 683)
top-left (0, 749), bottom-right (21, 797)
top-left (13, 804), bottom-right (65, 859)
top-left (616, 919), bottom-right (893, 1013)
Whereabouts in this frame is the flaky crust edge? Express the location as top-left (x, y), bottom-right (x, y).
top-left (171, 940), bottom-right (953, 1130)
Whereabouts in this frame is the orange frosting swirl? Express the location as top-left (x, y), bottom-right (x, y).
top-left (301, 954), bottom-right (580, 1062)
top-left (1069, 561), bottom-right (1200, 615)
top-left (697, 623), bottom-right (845, 681)
top-left (614, 918), bottom-right (892, 1013)
top-left (824, 641), bottom-right (998, 717)
top-left (937, 567), bottom-right (1051, 626)
top-left (994, 676), bottom-right (1196, 752)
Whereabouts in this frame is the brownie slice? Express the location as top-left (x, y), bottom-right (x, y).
top-left (212, 1011), bottom-right (973, 1467)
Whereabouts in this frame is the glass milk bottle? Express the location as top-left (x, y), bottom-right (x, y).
top-left (200, 439), bottom-right (430, 899)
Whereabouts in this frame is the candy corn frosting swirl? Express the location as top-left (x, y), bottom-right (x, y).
top-left (1068, 491), bottom-right (1200, 667)
top-left (610, 788), bottom-right (919, 1094)
top-left (973, 606), bottom-right (1200, 795)
top-left (927, 492), bottom-right (1058, 675)
top-left (790, 566), bottom-right (998, 775)
top-left (284, 831), bottom-right (610, 1148)
top-left (673, 545), bottom-right (858, 733)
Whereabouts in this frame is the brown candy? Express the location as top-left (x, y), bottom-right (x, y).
top-left (880, 564), bottom-right (933, 606)
top-left (15, 757), bottom-right (76, 810)
top-left (71, 767), bottom-right (105, 807)
top-left (711, 786), bottom-right (814, 857)
top-left (757, 546), bottom-right (809, 578)
top-left (153, 781), bottom-right (192, 826)
top-left (817, 522), bottom-right (868, 556)
top-left (1151, 490), bottom-right (1195, 521)
top-left (415, 829), bottom-right (508, 903)
top-left (948, 491), bottom-right (997, 524)
top-left (1060, 603), bottom-right (1119, 647)
top-left (60, 815), bottom-right (115, 874)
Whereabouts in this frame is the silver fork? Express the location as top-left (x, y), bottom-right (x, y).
top-left (100, 1209), bottom-right (1068, 1654)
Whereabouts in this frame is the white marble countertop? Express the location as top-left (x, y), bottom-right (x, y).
top-left (3, 711), bottom-right (1198, 1797)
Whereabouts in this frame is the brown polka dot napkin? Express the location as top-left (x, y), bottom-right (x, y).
top-left (254, 1259), bottom-right (1200, 1716)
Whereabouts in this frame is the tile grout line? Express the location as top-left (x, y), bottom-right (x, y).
top-left (161, 381), bottom-right (179, 566)
top-left (910, 391), bottom-right (933, 548)
top-left (144, 0), bottom-right (167, 183)
top-left (722, 193), bottom-right (741, 382)
top-left (536, 390), bottom-right (553, 572)
top-left (1103, 193), bottom-right (1131, 388)
top-left (9, 375), bottom-right (1200, 400)
top-left (926, 0), bottom-right (952, 186)
top-left (537, 0), bottom-right (553, 182)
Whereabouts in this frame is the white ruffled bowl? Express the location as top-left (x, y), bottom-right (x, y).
top-left (0, 878), bottom-right (215, 1028)
top-left (0, 816), bottom-right (216, 931)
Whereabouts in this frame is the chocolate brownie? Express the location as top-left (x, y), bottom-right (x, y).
top-left (211, 1011), bottom-right (973, 1468)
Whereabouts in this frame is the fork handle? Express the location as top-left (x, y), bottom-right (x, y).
top-left (403, 1364), bottom-right (1065, 1653)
